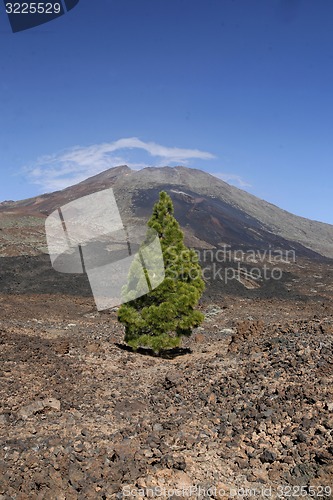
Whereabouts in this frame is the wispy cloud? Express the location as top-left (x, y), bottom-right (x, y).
top-left (211, 172), bottom-right (251, 189)
top-left (25, 137), bottom-right (216, 192)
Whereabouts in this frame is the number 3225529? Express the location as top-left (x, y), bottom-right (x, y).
top-left (6, 3), bottom-right (62, 14)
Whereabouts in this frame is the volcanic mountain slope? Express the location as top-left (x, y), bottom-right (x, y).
top-left (0, 165), bottom-right (333, 260)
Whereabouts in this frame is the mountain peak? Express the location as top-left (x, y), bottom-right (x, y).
top-left (0, 165), bottom-right (333, 259)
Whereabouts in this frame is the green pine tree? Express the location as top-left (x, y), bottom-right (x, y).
top-left (118, 191), bottom-right (205, 354)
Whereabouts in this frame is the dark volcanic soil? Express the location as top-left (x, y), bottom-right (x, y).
top-left (0, 256), bottom-right (333, 498)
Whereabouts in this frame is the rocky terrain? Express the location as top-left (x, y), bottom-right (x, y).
top-left (0, 166), bottom-right (333, 497)
top-left (0, 254), bottom-right (333, 498)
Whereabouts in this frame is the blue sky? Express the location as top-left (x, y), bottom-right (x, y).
top-left (0, 0), bottom-right (332, 224)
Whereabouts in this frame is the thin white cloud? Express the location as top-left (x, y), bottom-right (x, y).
top-left (25, 137), bottom-right (216, 192)
top-left (211, 172), bottom-right (251, 189)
